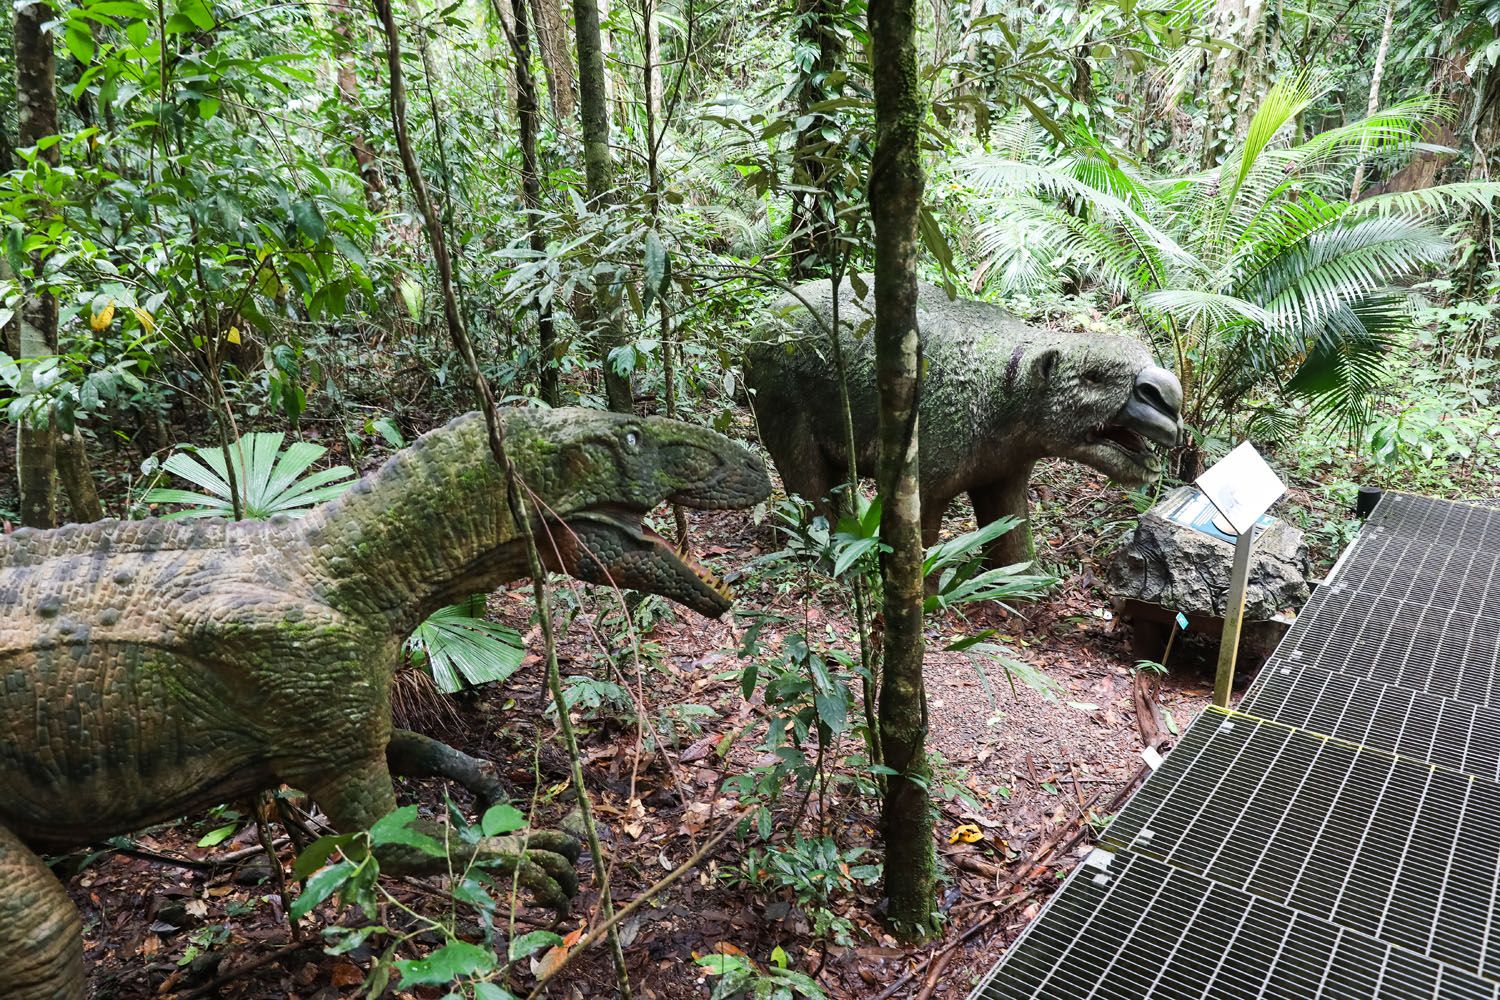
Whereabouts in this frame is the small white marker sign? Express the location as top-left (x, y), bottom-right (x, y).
top-left (1194, 441), bottom-right (1286, 536)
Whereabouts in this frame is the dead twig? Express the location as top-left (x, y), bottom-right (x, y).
top-left (168, 940), bottom-right (319, 999)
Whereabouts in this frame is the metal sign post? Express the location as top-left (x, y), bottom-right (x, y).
top-left (1195, 442), bottom-right (1286, 708)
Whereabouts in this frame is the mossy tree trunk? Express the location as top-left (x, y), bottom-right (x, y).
top-left (14, 0), bottom-right (60, 528)
top-left (573, 0), bottom-right (632, 412)
top-left (499, 0), bottom-right (560, 405)
top-left (330, 0), bottom-right (387, 210)
top-left (869, 0), bottom-right (935, 943)
top-left (528, 0), bottom-right (576, 123)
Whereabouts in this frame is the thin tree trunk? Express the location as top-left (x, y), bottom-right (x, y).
top-left (495, 0), bottom-right (560, 404)
top-left (788, 0), bottom-right (844, 281)
top-left (1350, 0), bottom-right (1394, 200)
top-left (56, 429), bottom-right (103, 522)
top-left (869, 0), bottom-right (934, 944)
top-left (1199, 0), bottom-right (1266, 168)
top-left (1365, 0), bottom-right (1462, 195)
top-left (528, 0), bottom-right (576, 123)
top-left (330, 0), bottom-right (386, 209)
top-left (14, 0), bottom-right (60, 528)
top-left (573, 0), bottom-right (632, 411)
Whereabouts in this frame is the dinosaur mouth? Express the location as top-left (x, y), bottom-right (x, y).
top-left (1090, 423), bottom-right (1154, 458)
top-left (555, 505), bottom-right (737, 617)
top-left (638, 520), bottom-right (734, 606)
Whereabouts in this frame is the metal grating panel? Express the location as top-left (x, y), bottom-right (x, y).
top-left (970, 847), bottom-right (1500, 1000)
top-left (1263, 584), bottom-right (1500, 706)
top-left (1241, 661), bottom-right (1500, 781)
top-left (1322, 529), bottom-right (1500, 612)
top-left (1364, 493), bottom-right (1500, 553)
top-left (1103, 709), bottom-right (1500, 979)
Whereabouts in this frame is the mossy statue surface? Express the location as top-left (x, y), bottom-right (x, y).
top-left (744, 278), bottom-right (1183, 564)
top-left (0, 408), bottom-right (770, 1000)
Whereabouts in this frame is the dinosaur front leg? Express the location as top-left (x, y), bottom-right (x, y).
top-left (387, 728), bottom-right (508, 814)
top-left (970, 465), bottom-right (1037, 569)
top-left (0, 823), bottom-right (85, 1000)
top-left (303, 757), bottom-right (579, 915)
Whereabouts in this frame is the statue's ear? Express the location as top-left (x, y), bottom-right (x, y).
top-left (1032, 348), bottom-right (1061, 388)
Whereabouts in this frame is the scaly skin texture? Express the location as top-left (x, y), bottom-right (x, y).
top-left (0, 408), bottom-right (770, 1000)
top-left (744, 278), bottom-right (1184, 565)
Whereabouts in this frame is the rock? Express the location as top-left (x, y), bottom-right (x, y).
top-left (1107, 486), bottom-right (1310, 621)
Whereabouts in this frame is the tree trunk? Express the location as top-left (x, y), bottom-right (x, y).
top-left (1365, 0), bottom-right (1463, 195)
top-left (528, 0), bottom-right (576, 123)
top-left (1350, 0), bottom-right (1394, 200)
top-left (55, 429), bottom-right (103, 522)
top-left (498, 0), bottom-right (560, 405)
top-left (788, 0), bottom-right (843, 281)
top-left (1199, 0), bottom-right (1266, 167)
top-left (330, 0), bottom-right (387, 209)
top-left (869, 0), bottom-right (934, 944)
top-left (14, 0), bottom-right (60, 528)
top-left (573, 0), bottom-right (632, 411)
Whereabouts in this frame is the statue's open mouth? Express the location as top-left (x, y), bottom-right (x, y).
top-left (1090, 423), bottom-right (1155, 458)
top-left (550, 504), bottom-right (736, 616)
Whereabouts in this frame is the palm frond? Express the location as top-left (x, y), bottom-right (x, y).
top-left (142, 432), bottom-right (355, 520)
top-left (1349, 180), bottom-right (1500, 219)
top-left (405, 596), bottom-right (525, 693)
top-left (1138, 289), bottom-right (1273, 329)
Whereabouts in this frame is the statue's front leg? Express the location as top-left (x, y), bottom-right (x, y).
top-left (970, 465), bottom-right (1037, 569)
top-left (386, 728), bottom-right (508, 815)
top-left (0, 823), bottom-right (85, 1000)
top-left (302, 758), bottom-right (579, 916)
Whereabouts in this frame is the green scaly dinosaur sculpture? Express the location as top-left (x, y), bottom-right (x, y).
top-left (745, 278), bottom-right (1183, 565)
top-left (0, 408), bottom-right (770, 999)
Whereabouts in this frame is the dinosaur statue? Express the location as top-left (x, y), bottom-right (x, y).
top-left (0, 408), bottom-right (770, 1000)
top-left (744, 278), bottom-right (1183, 566)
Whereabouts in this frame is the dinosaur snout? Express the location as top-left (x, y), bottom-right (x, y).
top-left (1124, 366), bottom-right (1184, 447)
top-left (662, 441), bottom-right (772, 511)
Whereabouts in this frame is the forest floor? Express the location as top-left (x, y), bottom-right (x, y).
top-left (4, 426), bottom-right (1340, 999)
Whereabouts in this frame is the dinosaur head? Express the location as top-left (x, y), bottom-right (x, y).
top-left (522, 411), bottom-right (771, 617)
top-left (1019, 333), bottom-right (1183, 484)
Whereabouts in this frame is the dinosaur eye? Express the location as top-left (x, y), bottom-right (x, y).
top-left (624, 431), bottom-right (640, 449)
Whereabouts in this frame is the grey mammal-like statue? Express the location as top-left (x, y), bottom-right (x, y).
top-left (744, 278), bottom-right (1183, 565)
top-left (0, 408), bottom-right (770, 1000)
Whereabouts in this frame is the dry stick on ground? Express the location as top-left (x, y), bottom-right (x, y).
top-left (369, 1), bottom-right (632, 995)
top-left (169, 941), bottom-right (322, 1000)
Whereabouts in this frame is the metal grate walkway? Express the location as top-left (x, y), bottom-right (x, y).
top-left (971, 493), bottom-right (1500, 999)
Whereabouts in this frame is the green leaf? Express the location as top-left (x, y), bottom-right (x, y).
top-left (472, 984), bottom-right (520, 1000)
top-left (368, 805), bottom-right (447, 857)
top-left (289, 859), bottom-right (355, 920)
top-left (643, 229), bottom-right (670, 312)
top-left (291, 200), bottom-right (327, 243)
top-left (198, 96), bottom-right (220, 119)
top-left (394, 940), bottom-right (497, 986)
top-left (322, 923), bottom-right (385, 955)
top-left (293, 833), bottom-right (358, 880)
top-left (480, 803), bottom-right (525, 837)
top-left (174, 0), bottom-right (215, 30)
top-left (65, 23), bottom-right (96, 63)
top-left (508, 930), bottom-right (563, 960)
top-left (196, 823), bottom-right (237, 848)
